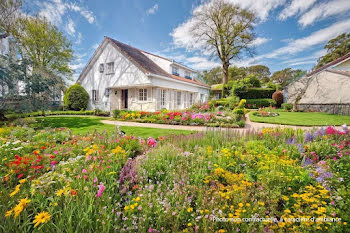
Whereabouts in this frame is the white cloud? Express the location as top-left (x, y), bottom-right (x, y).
top-left (70, 63), bottom-right (85, 70)
top-left (146, 4), bottom-right (159, 15)
top-left (281, 49), bottom-right (326, 65)
top-left (298, 0), bottom-right (350, 27)
top-left (228, 0), bottom-right (286, 22)
top-left (278, 0), bottom-right (316, 20)
top-left (37, 0), bottom-right (96, 25)
top-left (262, 19), bottom-right (350, 59)
top-left (92, 43), bottom-right (99, 50)
top-left (288, 60), bottom-right (317, 67)
top-left (251, 37), bottom-right (271, 46)
top-left (76, 32), bottom-right (83, 44)
top-left (66, 18), bottom-right (75, 36)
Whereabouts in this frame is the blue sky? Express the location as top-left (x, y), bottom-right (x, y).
top-left (27, 0), bottom-right (350, 81)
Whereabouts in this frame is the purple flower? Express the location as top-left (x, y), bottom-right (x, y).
top-left (304, 132), bottom-right (315, 143)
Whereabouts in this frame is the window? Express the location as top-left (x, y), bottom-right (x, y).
top-left (200, 94), bottom-right (204, 103)
top-left (189, 93), bottom-right (193, 105)
top-left (106, 62), bottom-right (114, 74)
top-left (104, 88), bottom-right (110, 97)
top-left (139, 88), bottom-right (148, 101)
top-left (160, 89), bottom-right (166, 106)
top-left (177, 92), bottom-right (181, 106)
top-left (185, 71), bottom-right (192, 80)
top-left (99, 64), bottom-right (104, 73)
top-left (92, 90), bottom-right (97, 102)
top-left (172, 66), bottom-right (179, 76)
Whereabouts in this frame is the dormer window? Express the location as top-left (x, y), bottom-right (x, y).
top-left (172, 66), bottom-right (179, 76)
top-left (185, 71), bottom-right (192, 80)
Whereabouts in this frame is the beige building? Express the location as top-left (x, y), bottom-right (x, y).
top-left (285, 52), bottom-right (350, 115)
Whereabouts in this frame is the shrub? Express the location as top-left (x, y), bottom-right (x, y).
top-left (246, 99), bottom-right (276, 108)
top-left (63, 84), bottom-right (89, 110)
top-left (94, 108), bottom-right (110, 117)
top-left (234, 88), bottom-right (275, 99)
top-left (281, 103), bottom-right (293, 111)
top-left (233, 109), bottom-right (244, 115)
top-left (113, 110), bottom-right (122, 118)
top-left (272, 91), bottom-right (284, 107)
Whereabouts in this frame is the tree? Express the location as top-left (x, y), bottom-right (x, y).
top-left (247, 65), bottom-right (270, 80)
top-left (13, 16), bottom-right (73, 78)
top-left (271, 68), bottom-right (305, 88)
top-left (201, 67), bottom-right (223, 85)
top-left (190, 0), bottom-right (255, 86)
top-left (228, 66), bottom-right (247, 81)
top-left (64, 84), bottom-right (89, 110)
top-left (0, 0), bottom-right (22, 38)
top-left (315, 33), bottom-right (350, 69)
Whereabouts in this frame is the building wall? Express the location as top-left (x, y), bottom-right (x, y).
top-left (79, 41), bottom-right (151, 111)
top-left (334, 59), bottom-right (350, 71)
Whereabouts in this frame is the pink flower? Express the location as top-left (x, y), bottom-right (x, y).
top-left (93, 177), bottom-right (98, 183)
top-left (54, 150), bottom-right (58, 154)
top-left (96, 183), bottom-right (105, 197)
top-left (82, 169), bottom-right (87, 173)
top-left (84, 175), bottom-right (88, 180)
top-left (147, 137), bottom-right (157, 148)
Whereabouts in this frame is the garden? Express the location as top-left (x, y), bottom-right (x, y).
top-left (1, 120), bottom-right (349, 232)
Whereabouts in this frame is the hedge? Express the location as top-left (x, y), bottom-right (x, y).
top-left (234, 88), bottom-right (275, 99)
top-left (246, 99), bottom-right (276, 108)
top-left (6, 110), bottom-right (96, 120)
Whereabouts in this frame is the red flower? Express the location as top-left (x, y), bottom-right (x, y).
top-left (17, 173), bottom-right (24, 179)
top-left (70, 189), bottom-right (78, 196)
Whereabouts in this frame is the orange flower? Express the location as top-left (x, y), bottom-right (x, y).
top-left (70, 189), bottom-right (78, 196)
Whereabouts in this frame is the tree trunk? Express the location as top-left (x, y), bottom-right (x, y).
top-left (222, 60), bottom-right (229, 98)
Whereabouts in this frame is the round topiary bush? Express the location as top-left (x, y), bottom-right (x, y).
top-left (272, 91), bottom-right (284, 108)
top-left (64, 84), bottom-right (89, 110)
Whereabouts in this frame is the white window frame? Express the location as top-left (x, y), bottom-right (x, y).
top-left (172, 66), bottom-right (179, 76)
top-left (177, 91), bottom-right (181, 106)
top-left (92, 90), bottom-right (97, 102)
top-left (139, 88), bottom-right (148, 102)
top-left (160, 89), bottom-right (166, 107)
top-left (185, 71), bottom-right (192, 79)
top-left (189, 93), bottom-right (193, 105)
top-left (106, 62), bottom-right (114, 74)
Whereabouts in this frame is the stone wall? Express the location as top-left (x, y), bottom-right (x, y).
top-left (298, 104), bottom-right (350, 115)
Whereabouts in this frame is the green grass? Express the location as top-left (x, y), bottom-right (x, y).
top-left (34, 116), bottom-right (194, 138)
top-left (249, 111), bottom-right (350, 126)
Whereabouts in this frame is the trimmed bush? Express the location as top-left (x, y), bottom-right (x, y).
top-left (246, 99), bottom-right (276, 108)
top-left (272, 91), bottom-right (284, 107)
top-left (113, 110), bottom-right (122, 118)
top-left (281, 103), bottom-right (293, 111)
top-left (64, 84), bottom-right (89, 110)
top-left (234, 88), bottom-right (275, 99)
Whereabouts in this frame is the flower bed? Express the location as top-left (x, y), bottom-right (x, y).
top-left (252, 107), bottom-right (279, 117)
top-left (1, 125), bottom-right (349, 232)
top-left (115, 110), bottom-right (245, 128)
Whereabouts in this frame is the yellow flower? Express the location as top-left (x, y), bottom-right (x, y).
top-left (284, 209), bottom-right (291, 214)
top-left (10, 184), bottom-right (21, 197)
top-left (187, 223), bottom-right (192, 227)
top-left (19, 179), bottom-right (27, 184)
top-left (187, 207), bottom-right (193, 213)
top-left (56, 189), bottom-right (64, 197)
top-left (135, 196), bottom-right (140, 202)
top-left (246, 203), bottom-right (251, 207)
top-left (13, 204), bottom-right (24, 218)
top-left (33, 212), bottom-right (51, 228)
top-left (5, 210), bottom-right (13, 217)
top-left (218, 230), bottom-right (227, 233)
top-left (258, 202), bottom-right (265, 206)
top-left (124, 206), bottom-right (129, 211)
top-left (18, 198), bottom-right (31, 207)
top-left (238, 203), bottom-right (244, 208)
top-left (282, 196), bottom-right (289, 201)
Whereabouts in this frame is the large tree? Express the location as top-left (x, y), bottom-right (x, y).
top-left (201, 67), bottom-right (223, 85)
top-left (13, 16), bottom-right (73, 78)
top-left (190, 0), bottom-right (255, 86)
top-left (271, 68), bottom-right (306, 88)
top-left (0, 0), bottom-right (22, 38)
top-left (315, 33), bottom-right (350, 69)
top-left (228, 66), bottom-right (247, 81)
top-left (247, 65), bottom-right (270, 81)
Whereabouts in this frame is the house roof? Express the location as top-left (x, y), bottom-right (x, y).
top-left (106, 36), bottom-right (209, 88)
top-left (307, 52), bottom-right (350, 77)
top-left (326, 69), bottom-right (350, 77)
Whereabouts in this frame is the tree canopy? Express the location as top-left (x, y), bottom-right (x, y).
top-left (315, 33), bottom-right (350, 69)
top-left (271, 68), bottom-right (306, 88)
top-left (190, 0), bottom-right (255, 85)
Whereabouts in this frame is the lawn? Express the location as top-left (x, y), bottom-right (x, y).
top-left (249, 111), bottom-right (350, 126)
top-left (34, 116), bottom-right (193, 138)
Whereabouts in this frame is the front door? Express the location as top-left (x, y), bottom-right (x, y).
top-left (121, 89), bottom-right (128, 109)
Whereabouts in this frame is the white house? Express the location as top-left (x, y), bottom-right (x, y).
top-left (285, 52), bottom-right (350, 114)
top-left (77, 36), bottom-right (210, 112)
